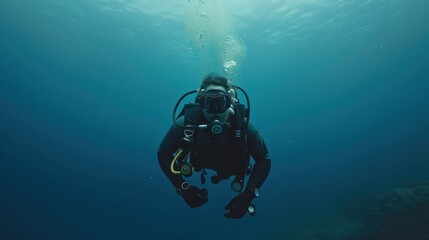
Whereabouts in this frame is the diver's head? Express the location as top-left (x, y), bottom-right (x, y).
top-left (197, 74), bottom-right (236, 122)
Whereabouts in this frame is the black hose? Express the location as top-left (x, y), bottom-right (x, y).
top-left (172, 90), bottom-right (198, 129)
top-left (234, 85), bottom-right (250, 131)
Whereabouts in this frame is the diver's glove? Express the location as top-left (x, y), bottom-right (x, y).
top-left (224, 190), bottom-right (254, 218)
top-left (181, 186), bottom-right (208, 208)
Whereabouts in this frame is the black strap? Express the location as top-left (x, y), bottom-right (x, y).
top-left (201, 168), bottom-right (207, 184)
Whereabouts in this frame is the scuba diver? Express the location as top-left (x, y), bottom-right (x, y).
top-left (157, 73), bottom-right (271, 219)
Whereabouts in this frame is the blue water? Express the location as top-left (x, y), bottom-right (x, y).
top-left (1, 0), bottom-right (428, 239)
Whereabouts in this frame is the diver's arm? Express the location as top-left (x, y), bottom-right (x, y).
top-left (245, 123), bottom-right (271, 192)
top-left (158, 117), bottom-right (209, 208)
top-left (157, 122), bottom-right (186, 189)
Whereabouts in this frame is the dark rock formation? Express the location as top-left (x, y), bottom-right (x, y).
top-left (363, 182), bottom-right (429, 240)
top-left (297, 182), bottom-right (429, 240)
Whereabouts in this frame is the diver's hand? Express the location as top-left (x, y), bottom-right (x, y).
top-left (224, 190), bottom-right (254, 218)
top-left (181, 186), bottom-right (208, 208)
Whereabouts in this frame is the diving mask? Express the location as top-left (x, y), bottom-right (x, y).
top-left (201, 90), bottom-right (231, 113)
top-left (197, 86), bottom-right (234, 134)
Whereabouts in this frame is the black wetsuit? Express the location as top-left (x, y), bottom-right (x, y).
top-left (157, 115), bottom-right (271, 193)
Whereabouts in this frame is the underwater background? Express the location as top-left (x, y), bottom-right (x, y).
top-left (1, 0), bottom-right (428, 239)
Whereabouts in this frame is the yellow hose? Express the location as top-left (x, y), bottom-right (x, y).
top-left (170, 149), bottom-right (183, 174)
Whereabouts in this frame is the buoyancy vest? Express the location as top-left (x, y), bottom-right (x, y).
top-left (181, 103), bottom-right (251, 182)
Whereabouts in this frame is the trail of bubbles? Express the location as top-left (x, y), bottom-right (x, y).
top-left (184, 0), bottom-right (246, 83)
